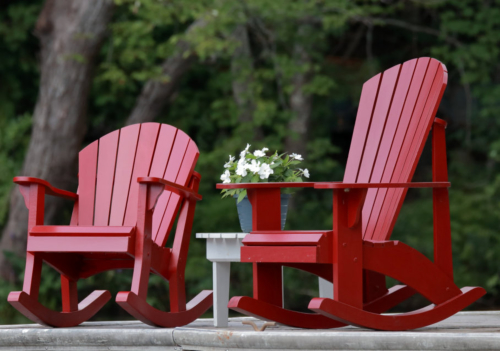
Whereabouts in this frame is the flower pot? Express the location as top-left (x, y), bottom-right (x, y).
top-left (234, 194), bottom-right (291, 232)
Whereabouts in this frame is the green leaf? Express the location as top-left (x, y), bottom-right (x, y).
top-left (237, 190), bottom-right (247, 203)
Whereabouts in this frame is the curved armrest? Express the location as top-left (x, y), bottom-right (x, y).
top-left (14, 176), bottom-right (78, 201)
top-left (216, 182), bottom-right (317, 190)
top-left (138, 177), bottom-right (202, 202)
top-left (314, 181), bottom-right (450, 189)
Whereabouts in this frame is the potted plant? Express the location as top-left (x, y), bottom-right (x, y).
top-left (220, 144), bottom-right (310, 232)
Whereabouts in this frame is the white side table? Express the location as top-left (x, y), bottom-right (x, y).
top-left (196, 233), bottom-right (333, 327)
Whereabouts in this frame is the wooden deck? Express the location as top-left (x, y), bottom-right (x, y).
top-left (0, 312), bottom-right (498, 350)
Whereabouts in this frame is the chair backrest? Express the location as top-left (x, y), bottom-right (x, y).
top-left (343, 57), bottom-right (447, 241)
top-left (75, 123), bottom-right (199, 247)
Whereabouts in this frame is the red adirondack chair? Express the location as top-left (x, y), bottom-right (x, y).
top-left (217, 57), bottom-right (485, 330)
top-left (8, 123), bottom-right (212, 327)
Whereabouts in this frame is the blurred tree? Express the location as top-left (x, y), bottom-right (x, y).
top-left (0, 0), bottom-right (115, 281)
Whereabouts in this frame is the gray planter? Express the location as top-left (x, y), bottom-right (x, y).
top-left (234, 194), bottom-right (291, 232)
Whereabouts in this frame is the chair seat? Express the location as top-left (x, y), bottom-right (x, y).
top-left (241, 231), bottom-right (333, 263)
top-left (27, 226), bottom-right (136, 254)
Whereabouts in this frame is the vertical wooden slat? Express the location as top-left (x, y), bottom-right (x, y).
top-left (152, 131), bottom-right (190, 242)
top-left (374, 58), bottom-right (438, 240)
top-left (123, 123), bottom-right (161, 226)
top-left (94, 130), bottom-right (120, 226)
top-left (149, 125), bottom-right (177, 178)
top-left (109, 124), bottom-right (141, 226)
top-left (154, 138), bottom-right (199, 247)
top-left (354, 65), bottom-right (400, 236)
top-left (383, 63), bottom-right (447, 237)
top-left (343, 74), bottom-right (382, 182)
top-left (366, 58), bottom-right (431, 239)
top-left (362, 59), bottom-right (417, 239)
top-left (78, 141), bottom-right (98, 226)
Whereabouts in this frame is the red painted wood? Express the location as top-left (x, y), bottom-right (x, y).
top-left (78, 141), bottom-right (99, 225)
top-left (30, 226), bottom-right (135, 236)
top-left (241, 246), bottom-right (321, 263)
top-left (361, 59), bottom-right (417, 237)
top-left (138, 177), bottom-right (202, 201)
top-left (357, 64), bottom-right (401, 184)
top-left (228, 296), bottom-right (345, 329)
top-left (310, 286), bottom-right (485, 331)
top-left (253, 263), bottom-right (283, 307)
top-left (217, 182), bottom-right (316, 189)
top-left (377, 58), bottom-right (443, 239)
top-left (94, 130), bottom-right (119, 226)
top-left (249, 188), bottom-right (281, 231)
top-left (13, 177), bottom-right (78, 201)
top-left (242, 233), bottom-right (326, 246)
top-left (116, 290), bottom-right (212, 327)
top-left (61, 275), bottom-right (78, 312)
top-left (10, 123), bottom-right (209, 328)
top-left (155, 140), bottom-right (199, 247)
top-left (152, 130), bottom-right (190, 243)
top-left (344, 74), bottom-right (382, 182)
top-left (314, 182), bottom-right (450, 189)
top-left (384, 64), bottom-right (448, 237)
top-left (109, 124), bottom-right (141, 226)
top-left (149, 125), bottom-right (177, 178)
top-left (8, 290), bottom-right (111, 328)
top-left (124, 123), bottom-right (160, 226)
top-left (432, 120), bottom-right (454, 279)
top-left (333, 189), bottom-right (364, 309)
top-left (27, 236), bottom-right (134, 253)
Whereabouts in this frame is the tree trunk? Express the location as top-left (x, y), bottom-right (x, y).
top-left (0, 0), bottom-right (114, 281)
top-left (125, 19), bottom-right (206, 125)
top-left (285, 26), bottom-right (313, 157)
top-left (230, 24), bottom-right (264, 140)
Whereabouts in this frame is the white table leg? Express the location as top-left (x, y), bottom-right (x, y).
top-left (318, 277), bottom-right (333, 299)
top-left (213, 261), bottom-right (231, 327)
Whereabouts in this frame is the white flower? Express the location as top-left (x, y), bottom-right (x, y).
top-left (211, 9), bottom-right (219, 16)
top-left (236, 162), bottom-right (248, 177)
top-left (220, 170), bottom-right (231, 183)
top-left (300, 168), bottom-right (310, 178)
top-left (258, 163), bottom-right (274, 179)
top-left (224, 155), bottom-right (235, 168)
top-left (240, 143), bottom-right (251, 158)
top-left (253, 147), bottom-right (269, 157)
top-left (290, 153), bottom-right (303, 161)
top-left (246, 160), bottom-right (261, 173)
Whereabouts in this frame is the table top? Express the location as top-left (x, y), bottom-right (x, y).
top-left (196, 233), bottom-right (248, 239)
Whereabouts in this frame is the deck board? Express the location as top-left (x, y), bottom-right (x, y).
top-left (0, 312), bottom-right (498, 350)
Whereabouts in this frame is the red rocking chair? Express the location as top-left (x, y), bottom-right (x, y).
top-left (217, 57), bottom-right (485, 330)
top-left (8, 123), bottom-right (212, 327)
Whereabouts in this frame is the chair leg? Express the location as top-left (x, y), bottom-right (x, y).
top-left (168, 269), bottom-right (187, 313)
top-left (253, 263), bottom-right (282, 307)
top-left (213, 261), bottom-right (230, 327)
top-left (22, 253), bottom-right (42, 299)
top-left (61, 275), bottom-right (78, 312)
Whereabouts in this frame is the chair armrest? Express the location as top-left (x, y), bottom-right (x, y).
top-left (13, 176), bottom-right (78, 201)
top-left (314, 181), bottom-right (450, 189)
top-left (216, 182), bottom-right (317, 190)
top-left (138, 177), bottom-right (202, 202)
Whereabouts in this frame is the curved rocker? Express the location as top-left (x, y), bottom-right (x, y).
top-left (116, 290), bottom-right (213, 327)
top-left (8, 290), bottom-right (111, 327)
top-left (309, 286), bottom-right (486, 331)
top-left (228, 296), bottom-right (345, 329)
top-left (228, 284), bottom-right (415, 329)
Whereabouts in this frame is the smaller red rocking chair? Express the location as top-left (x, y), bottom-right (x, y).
top-left (218, 58), bottom-right (485, 330)
top-left (8, 123), bottom-right (212, 327)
